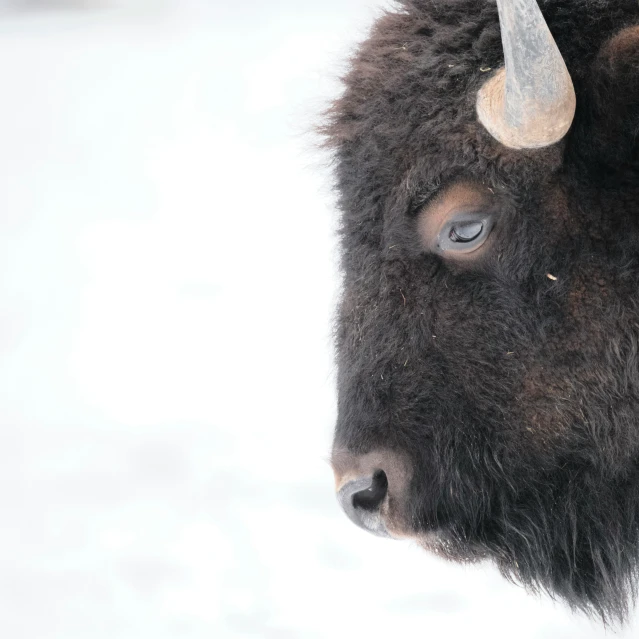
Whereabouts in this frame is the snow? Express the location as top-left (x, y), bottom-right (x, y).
top-left (0, 1), bottom-right (635, 637)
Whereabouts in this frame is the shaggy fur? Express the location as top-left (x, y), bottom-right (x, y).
top-left (323, 0), bottom-right (639, 624)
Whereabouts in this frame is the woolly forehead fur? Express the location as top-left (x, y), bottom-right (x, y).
top-left (323, 0), bottom-right (639, 626)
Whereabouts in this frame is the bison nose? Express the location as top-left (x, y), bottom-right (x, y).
top-left (337, 470), bottom-right (390, 538)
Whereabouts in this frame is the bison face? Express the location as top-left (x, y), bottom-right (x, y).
top-left (325, 0), bottom-right (639, 623)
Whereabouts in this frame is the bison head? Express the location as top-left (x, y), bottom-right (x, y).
top-left (325, 0), bottom-right (639, 623)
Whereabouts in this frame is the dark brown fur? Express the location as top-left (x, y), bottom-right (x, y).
top-left (323, 0), bottom-right (639, 624)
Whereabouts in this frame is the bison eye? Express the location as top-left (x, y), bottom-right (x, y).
top-left (437, 213), bottom-right (493, 254)
top-left (416, 182), bottom-right (497, 258)
top-left (449, 221), bottom-right (483, 243)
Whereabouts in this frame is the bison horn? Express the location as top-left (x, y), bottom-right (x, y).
top-left (476, 0), bottom-right (576, 149)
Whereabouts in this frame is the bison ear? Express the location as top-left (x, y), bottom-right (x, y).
top-left (477, 0), bottom-right (576, 149)
top-left (576, 26), bottom-right (639, 168)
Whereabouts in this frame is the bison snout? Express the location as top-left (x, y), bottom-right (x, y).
top-left (332, 447), bottom-right (412, 538)
top-left (337, 470), bottom-right (390, 537)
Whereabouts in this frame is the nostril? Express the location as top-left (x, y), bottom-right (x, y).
top-left (352, 469), bottom-right (388, 512)
top-left (337, 470), bottom-right (390, 538)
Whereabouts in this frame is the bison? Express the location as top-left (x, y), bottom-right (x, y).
top-left (324, 0), bottom-right (639, 624)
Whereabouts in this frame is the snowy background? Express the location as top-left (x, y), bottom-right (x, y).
top-left (0, 0), bottom-right (636, 637)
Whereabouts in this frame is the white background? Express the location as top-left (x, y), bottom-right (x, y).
top-left (0, 1), bottom-right (636, 637)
